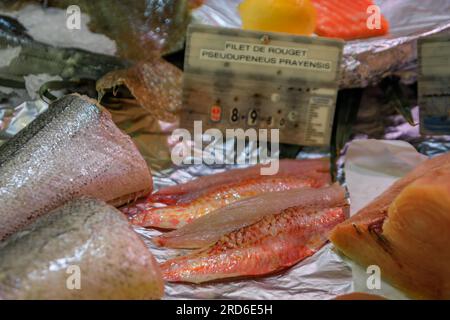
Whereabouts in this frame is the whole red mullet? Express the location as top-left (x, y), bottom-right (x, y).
top-left (148, 159), bottom-right (330, 205)
top-left (131, 175), bottom-right (327, 229)
top-left (161, 199), bottom-right (348, 283)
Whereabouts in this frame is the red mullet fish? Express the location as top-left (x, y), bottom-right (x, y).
top-left (131, 174), bottom-right (330, 229)
top-left (148, 159), bottom-right (330, 205)
top-left (160, 185), bottom-right (348, 283)
top-left (155, 185), bottom-right (346, 249)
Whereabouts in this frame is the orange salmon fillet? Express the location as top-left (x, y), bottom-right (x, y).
top-left (312, 0), bottom-right (389, 40)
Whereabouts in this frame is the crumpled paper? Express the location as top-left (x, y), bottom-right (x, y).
top-left (345, 139), bottom-right (427, 214)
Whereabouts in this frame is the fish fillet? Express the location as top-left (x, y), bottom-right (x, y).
top-left (155, 185), bottom-right (347, 249)
top-left (148, 159), bottom-right (330, 205)
top-left (312, 0), bottom-right (389, 40)
top-left (0, 197), bottom-right (163, 300)
top-left (161, 187), bottom-right (348, 283)
top-left (0, 94), bottom-right (152, 240)
top-left (331, 153), bottom-right (450, 299)
top-left (132, 175), bottom-right (329, 229)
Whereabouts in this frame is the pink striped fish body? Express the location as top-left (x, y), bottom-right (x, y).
top-left (148, 159), bottom-right (330, 205)
top-left (161, 202), bottom-right (348, 283)
top-left (131, 175), bottom-right (323, 229)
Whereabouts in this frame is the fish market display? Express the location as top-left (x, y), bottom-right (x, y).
top-left (331, 152), bottom-right (450, 299)
top-left (0, 94), bottom-right (152, 240)
top-left (132, 168), bottom-right (331, 229)
top-left (149, 159), bottom-right (330, 205)
top-left (0, 198), bottom-right (164, 300)
top-left (311, 0), bottom-right (389, 40)
top-left (161, 185), bottom-right (349, 283)
top-left (1, 0), bottom-right (448, 302)
top-left (155, 185), bottom-right (345, 249)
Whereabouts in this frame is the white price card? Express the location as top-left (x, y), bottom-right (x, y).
top-left (418, 35), bottom-right (450, 136)
top-left (181, 25), bottom-right (344, 146)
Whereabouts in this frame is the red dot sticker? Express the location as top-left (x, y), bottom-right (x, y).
top-left (210, 105), bottom-right (222, 122)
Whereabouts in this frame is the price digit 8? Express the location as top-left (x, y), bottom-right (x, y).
top-left (230, 108), bottom-right (240, 123)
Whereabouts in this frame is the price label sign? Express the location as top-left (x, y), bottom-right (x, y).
top-left (419, 35), bottom-right (450, 136)
top-left (181, 25), bottom-right (343, 146)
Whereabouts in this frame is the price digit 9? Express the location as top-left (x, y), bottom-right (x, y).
top-left (247, 109), bottom-right (258, 126)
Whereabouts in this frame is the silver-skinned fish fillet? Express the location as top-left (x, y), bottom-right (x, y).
top-left (0, 94), bottom-right (152, 240)
top-left (0, 197), bottom-right (164, 300)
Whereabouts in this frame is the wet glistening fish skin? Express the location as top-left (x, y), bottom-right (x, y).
top-left (148, 159), bottom-right (330, 205)
top-left (161, 190), bottom-right (349, 283)
top-left (0, 198), bottom-right (164, 300)
top-left (155, 184), bottom-right (347, 249)
top-left (131, 175), bottom-right (328, 229)
top-left (0, 94), bottom-right (152, 240)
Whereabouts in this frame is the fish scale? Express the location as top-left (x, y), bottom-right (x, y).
top-left (155, 184), bottom-right (347, 249)
top-left (0, 94), bottom-right (152, 241)
top-left (148, 159), bottom-right (331, 205)
top-left (0, 198), bottom-right (163, 300)
top-left (131, 175), bottom-right (324, 229)
top-left (161, 203), bottom-right (348, 283)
